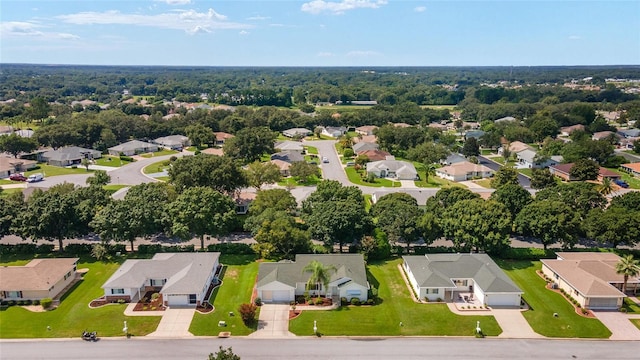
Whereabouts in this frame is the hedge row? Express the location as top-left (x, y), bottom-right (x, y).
top-left (207, 243), bottom-right (255, 255)
top-left (0, 243), bottom-right (54, 255)
top-left (137, 244), bottom-right (196, 254)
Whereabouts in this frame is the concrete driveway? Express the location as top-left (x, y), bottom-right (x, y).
top-left (250, 304), bottom-right (294, 338)
top-left (593, 310), bottom-right (640, 340)
top-left (147, 307), bottom-right (195, 338)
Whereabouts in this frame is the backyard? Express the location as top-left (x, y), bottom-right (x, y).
top-left (94, 155), bottom-right (134, 167)
top-left (0, 256), bottom-right (161, 338)
top-left (496, 260), bottom-right (611, 338)
top-left (289, 258), bottom-right (502, 336)
top-left (189, 255), bottom-right (259, 336)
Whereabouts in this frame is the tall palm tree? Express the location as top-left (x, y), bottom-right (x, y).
top-left (616, 255), bottom-right (640, 294)
top-left (598, 177), bottom-right (614, 195)
top-left (424, 163), bottom-right (437, 184)
top-left (302, 260), bottom-right (336, 299)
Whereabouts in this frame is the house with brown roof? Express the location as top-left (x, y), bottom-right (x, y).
top-left (620, 163), bottom-right (640, 177)
top-left (352, 134), bottom-right (377, 144)
top-left (592, 131), bottom-right (622, 142)
top-left (498, 141), bottom-right (532, 156)
top-left (541, 252), bottom-right (638, 309)
top-left (560, 124), bottom-right (585, 136)
top-left (549, 163), bottom-right (621, 182)
top-left (0, 156), bottom-right (37, 178)
top-left (357, 149), bottom-right (391, 162)
top-left (435, 161), bottom-right (494, 182)
top-left (213, 132), bottom-right (234, 147)
top-left (0, 258), bottom-right (79, 301)
top-left (269, 159), bottom-right (292, 176)
top-left (355, 125), bottom-right (378, 136)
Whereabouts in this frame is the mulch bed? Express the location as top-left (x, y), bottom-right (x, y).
top-left (295, 297), bottom-right (333, 307)
top-left (89, 298), bottom-right (109, 308)
top-left (197, 302), bottom-right (214, 314)
top-left (537, 270), bottom-right (595, 318)
top-left (133, 291), bottom-right (166, 311)
top-left (289, 310), bottom-right (301, 320)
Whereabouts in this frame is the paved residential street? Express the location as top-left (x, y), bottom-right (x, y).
top-left (0, 337), bottom-right (636, 360)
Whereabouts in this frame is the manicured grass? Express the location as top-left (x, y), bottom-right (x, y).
top-left (0, 179), bottom-right (19, 185)
top-left (606, 168), bottom-right (640, 189)
top-left (631, 319), bottom-right (640, 330)
top-left (277, 175), bottom-right (322, 187)
top-left (0, 188), bottom-right (23, 197)
top-left (496, 260), bottom-right (611, 338)
top-left (103, 184), bottom-right (128, 195)
top-left (305, 146), bottom-right (318, 155)
top-left (481, 149), bottom-right (494, 155)
top-left (142, 160), bottom-right (170, 174)
top-left (345, 167), bottom-right (401, 187)
top-left (155, 176), bottom-right (170, 182)
top-left (25, 164), bottom-right (93, 177)
top-left (621, 298), bottom-right (640, 314)
top-left (186, 146), bottom-right (198, 152)
top-left (473, 179), bottom-right (493, 189)
top-left (0, 258), bottom-right (161, 338)
top-left (190, 255), bottom-right (259, 336)
top-left (94, 155), bottom-right (134, 167)
top-left (412, 163), bottom-right (463, 188)
top-left (518, 168), bottom-right (533, 177)
top-left (139, 149), bottom-right (178, 158)
top-left (289, 258), bottom-right (502, 336)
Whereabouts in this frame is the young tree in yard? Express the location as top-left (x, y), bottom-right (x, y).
top-left (289, 161), bottom-right (319, 183)
top-left (441, 199), bottom-right (511, 253)
top-left (616, 255), bottom-right (640, 294)
top-left (597, 177), bottom-right (614, 195)
top-left (245, 161), bottom-right (282, 190)
top-left (223, 126), bottom-right (276, 163)
top-left (489, 184), bottom-right (532, 220)
top-left (530, 168), bottom-right (557, 189)
top-left (185, 123), bottom-right (215, 149)
top-left (569, 158), bottom-right (599, 181)
top-left (461, 137), bottom-right (480, 157)
top-left (372, 193), bottom-right (423, 253)
top-left (81, 157), bottom-right (91, 171)
top-left (303, 260), bottom-right (336, 299)
top-left (238, 303), bottom-right (257, 325)
top-left (208, 346), bottom-right (241, 360)
top-left (490, 166), bottom-right (519, 189)
top-left (584, 208), bottom-right (640, 248)
top-left (166, 187), bottom-right (236, 249)
top-left (86, 170), bottom-right (111, 186)
top-left (514, 200), bottom-right (580, 249)
top-left (0, 133), bottom-right (38, 158)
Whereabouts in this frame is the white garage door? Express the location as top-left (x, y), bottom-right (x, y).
top-left (167, 294), bottom-right (189, 306)
top-left (262, 290), bottom-right (290, 303)
top-left (486, 294), bottom-right (520, 307)
top-left (589, 298), bottom-right (619, 309)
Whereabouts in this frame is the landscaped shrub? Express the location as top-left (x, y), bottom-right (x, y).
top-left (315, 298), bottom-right (324, 305)
top-left (494, 247), bottom-right (557, 260)
top-left (117, 299), bottom-right (126, 304)
top-left (254, 297), bottom-right (262, 306)
top-left (64, 243), bottom-right (93, 255)
top-left (24, 299), bottom-right (32, 305)
top-left (8, 300), bottom-right (16, 306)
top-left (296, 295), bottom-right (306, 304)
top-left (151, 293), bottom-right (160, 301)
top-left (340, 297), bottom-right (348, 306)
top-left (350, 297), bottom-right (361, 306)
top-left (424, 297), bottom-right (430, 303)
top-left (238, 303), bottom-right (257, 325)
top-left (33, 299), bottom-right (40, 305)
top-left (109, 244), bottom-right (127, 255)
top-left (17, 300), bottom-right (24, 306)
top-left (36, 244), bottom-right (55, 254)
top-left (119, 155), bottom-right (134, 162)
top-left (137, 244), bottom-right (164, 254)
top-left (40, 298), bottom-right (53, 309)
top-left (436, 298), bottom-right (443, 302)
top-left (366, 299), bottom-right (374, 305)
top-left (207, 243), bottom-right (255, 255)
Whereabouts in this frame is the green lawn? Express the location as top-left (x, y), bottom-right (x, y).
top-left (0, 188), bottom-right (23, 197)
top-left (0, 257), bottom-right (161, 338)
top-left (345, 167), bottom-right (401, 187)
top-left (607, 168), bottom-right (640, 189)
top-left (621, 298), bottom-right (640, 314)
top-left (190, 255), bottom-right (259, 336)
top-left (94, 155), bottom-right (134, 167)
top-left (518, 168), bottom-right (533, 177)
top-left (496, 260), bottom-right (611, 338)
top-left (290, 258), bottom-right (502, 336)
top-left (25, 164), bottom-right (94, 177)
top-left (277, 175), bottom-right (322, 187)
top-left (0, 179), bottom-right (19, 185)
top-left (631, 319), bottom-right (640, 330)
top-left (473, 179), bottom-right (493, 189)
top-left (305, 146), bottom-right (318, 155)
top-left (412, 163), bottom-right (463, 188)
top-left (142, 160), bottom-right (170, 174)
top-left (103, 184), bottom-right (128, 195)
top-left (481, 149), bottom-right (495, 155)
top-left (139, 149), bottom-right (178, 158)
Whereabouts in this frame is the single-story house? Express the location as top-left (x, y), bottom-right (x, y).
top-left (357, 149), bottom-right (391, 162)
top-left (428, 123), bottom-right (448, 131)
top-left (620, 163), bottom-right (640, 177)
top-left (436, 161), bottom-right (494, 182)
top-left (0, 156), bottom-right (37, 178)
top-left (441, 153), bottom-right (467, 166)
top-left (560, 124), bottom-right (585, 136)
top-left (42, 146), bottom-right (102, 167)
top-left (515, 149), bottom-right (562, 169)
top-left (282, 128), bottom-right (312, 138)
top-left (108, 140), bottom-right (158, 156)
top-left (0, 258), bottom-right (79, 301)
top-left (366, 156), bottom-right (418, 180)
top-left (270, 159), bottom-right (291, 176)
top-left (13, 129), bottom-right (34, 138)
top-left (274, 140), bottom-right (304, 153)
top-left (102, 253), bottom-right (221, 307)
top-left (550, 163), bottom-right (622, 182)
top-left (541, 252), bottom-right (639, 309)
top-left (494, 116), bottom-right (517, 123)
top-left (213, 132), bottom-right (234, 146)
top-left (392, 122), bottom-right (412, 128)
top-left (321, 126), bottom-right (348, 138)
top-left (497, 141), bottom-right (532, 156)
top-left (235, 192), bottom-right (256, 215)
top-left (335, 100), bottom-right (377, 106)
top-left (355, 125), bottom-right (378, 136)
top-left (462, 121), bottom-right (481, 129)
top-left (0, 125), bottom-right (13, 135)
top-left (464, 130), bottom-right (486, 140)
top-left (154, 135), bottom-right (190, 150)
top-left (617, 128), bottom-right (640, 139)
top-left (352, 134), bottom-right (377, 144)
top-left (592, 131), bottom-right (622, 142)
top-left (403, 254), bottom-right (523, 307)
top-left (270, 150), bottom-right (304, 163)
top-left (256, 254), bottom-right (369, 303)
top-left (353, 141), bottom-right (379, 153)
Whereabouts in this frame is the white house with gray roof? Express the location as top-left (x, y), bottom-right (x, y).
top-left (42, 146), bottom-right (102, 167)
top-left (102, 253), bottom-right (221, 307)
top-left (366, 156), bottom-right (418, 180)
top-left (403, 254), bottom-right (523, 307)
top-left (515, 149), bottom-right (562, 169)
top-left (154, 135), bottom-right (190, 150)
top-left (283, 128), bottom-right (312, 138)
top-left (108, 140), bottom-right (159, 156)
top-left (256, 254), bottom-right (369, 303)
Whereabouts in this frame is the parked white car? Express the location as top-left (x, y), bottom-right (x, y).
top-left (26, 173), bottom-right (44, 183)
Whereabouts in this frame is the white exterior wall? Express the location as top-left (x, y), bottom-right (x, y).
top-left (484, 293), bottom-right (521, 307)
top-left (258, 281), bottom-right (295, 303)
top-left (423, 288), bottom-right (446, 302)
top-left (436, 171), bottom-right (465, 182)
top-left (403, 262), bottom-right (423, 298)
top-left (166, 294), bottom-right (189, 306)
top-left (542, 264), bottom-right (588, 308)
top-left (338, 282), bottom-right (368, 302)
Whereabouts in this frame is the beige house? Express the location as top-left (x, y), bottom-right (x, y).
top-left (355, 125), bottom-right (378, 136)
top-left (0, 258), bottom-right (79, 301)
top-left (0, 156), bottom-right (37, 178)
top-left (436, 161), bottom-right (494, 182)
top-left (541, 252), bottom-right (639, 310)
top-left (270, 159), bottom-right (291, 176)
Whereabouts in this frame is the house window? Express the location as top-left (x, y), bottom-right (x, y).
top-left (189, 294), bottom-right (197, 304)
top-left (432, 289), bottom-right (439, 294)
top-left (346, 290), bottom-right (361, 297)
top-left (7, 291), bottom-right (22, 298)
top-left (308, 283), bottom-right (320, 290)
top-left (111, 288), bottom-right (125, 295)
top-left (151, 279), bottom-right (165, 286)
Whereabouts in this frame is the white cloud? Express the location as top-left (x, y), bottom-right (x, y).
top-left (156, 0), bottom-right (192, 5)
top-left (317, 52), bottom-right (334, 57)
top-left (57, 9), bottom-right (250, 34)
top-left (269, 23), bottom-right (285, 27)
top-left (347, 50), bottom-right (381, 57)
top-left (247, 15), bottom-right (270, 21)
top-left (0, 21), bottom-right (79, 40)
top-left (568, 35), bottom-right (581, 40)
top-left (301, 0), bottom-right (388, 15)
top-left (414, 6), bottom-right (426, 13)
top-left (239, 30), bottom-right (249, 35)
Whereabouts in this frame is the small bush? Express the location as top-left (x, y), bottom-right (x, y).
top-left (151, 306), bottom-right (157, 310)
top-left (33, 299), bottom-right (40, 305)
top-left (424, 297), bottom-right (430, 303)
top-left (340, 297), bottom-right (348, 306)
top-left (8, 300), bottom-right (16, 306)
top-left (350, 297), bottom-right (361, 306)
top-left (117, 299), bottom-right (126, 304)
top-left (119, 155), bottom-right (134, 162)
top-left (436, 298), bottom-right (443, 303)
top-left (41, 298), bottom-right (53, 309)
top-left (151, 293), bottom-right (160, 301)
top-left (254, 297), bottom-right (262, 306)
top-left (296, 295), bottom-right (306, 304)
top-left (17, 300), bottom-right (24, 306)
top-left (24, 299), bottom-right (32, 305)
top-left (207, 243), bottom-right (255, 255)
top-left (238, 303), bottom-right (257, 325)
top-left (366, 299), bottom-right (374, 305)
top-left (315, 298), bottom-right (323, 305)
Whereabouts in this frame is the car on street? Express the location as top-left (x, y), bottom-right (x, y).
top-left (26, 173), bottom-right (44, 183)
top-left (322, 156), bottom-right (329, 163)
top-left (9, 173), bottom-right (28, 181)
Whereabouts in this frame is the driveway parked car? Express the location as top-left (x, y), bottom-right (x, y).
top-left (614, 179), bottom-right (629, 188)
top-left (9, 173), bottom-right (27, 181)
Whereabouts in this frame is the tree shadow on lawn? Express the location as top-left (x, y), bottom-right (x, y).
top-left (220, 254), bottom-right (258, 265)
top-left (494, 259), bottom-right (535, 270)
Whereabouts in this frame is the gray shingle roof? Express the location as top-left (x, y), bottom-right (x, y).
top-left (403, 254), bottom-right (522, 294)
top-left (109, 140), bottom-right (157, 152)
top-left (270, 150), bottom-right (304, 163)
top-left (102, 253), bottom-right (220, 295)
top-left (257, 254), bottom-right (367, 289)
top-left (154, 135), bottom-right (189, 146)
top-left (42, 146), bottom-right (102, 162)
top-left (353, 142), bottom-right (379, 153)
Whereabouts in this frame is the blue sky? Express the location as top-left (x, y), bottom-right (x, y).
top-left (1, 1), bottom-right (638, 66)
